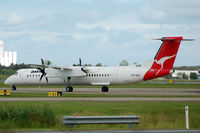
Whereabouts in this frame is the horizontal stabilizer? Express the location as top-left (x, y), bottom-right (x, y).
top-left (152, 37), bottom-right (194, 41)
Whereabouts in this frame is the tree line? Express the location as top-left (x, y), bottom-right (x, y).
top-left (0, 63), bottom-right (30, 75)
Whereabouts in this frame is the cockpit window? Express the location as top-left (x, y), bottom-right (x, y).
top-left (14, 72), bottom-right (18, 75)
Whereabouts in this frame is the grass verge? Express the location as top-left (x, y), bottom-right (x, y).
top-left (0, 101), bottom-right (200, 130)
top-left (0, 104), bottom-right (55, 130)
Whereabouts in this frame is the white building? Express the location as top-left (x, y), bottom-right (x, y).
top-left (13, 51), bottom-right (17, 65)
top-left (0, 40), bottom-right (17, 67)
top-left (172, 70), bottom-right (200, 80)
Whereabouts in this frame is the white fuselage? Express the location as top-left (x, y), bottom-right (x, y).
top-left (5, 61), bottom-right (153, 86)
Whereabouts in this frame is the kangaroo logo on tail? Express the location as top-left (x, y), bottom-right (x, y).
top-left (154, 54), bottom-right (176, 75)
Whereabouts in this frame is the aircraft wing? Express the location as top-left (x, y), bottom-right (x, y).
top-left (50, 66), bottom-right (91, 77)
top-left (28, 64), bottom-right (89, 77)
top-left (27, 64), bottom-right (73, 70)
top-left (46, 66), bottom-right (87, 78)
top-left (51, 66), bottom-right (73, 70)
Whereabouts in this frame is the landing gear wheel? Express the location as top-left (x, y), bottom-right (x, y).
top-left (101, 86), bottom-right (109, 92)
top-left (66, 86), bottom-right (73, 92)
top-left (11, 85), bottom-right (16, 90)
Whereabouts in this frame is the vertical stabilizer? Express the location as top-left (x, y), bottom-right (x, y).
top-left (143, 37), bottom-right (183, 80)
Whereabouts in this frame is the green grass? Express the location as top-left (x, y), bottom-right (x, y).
top-left (0, 101), bottom-right (200, 130)
top-left (0, 92), bottom-right (199, 98)
top-left (0, 75), bottom-right (8, 80)
top-left (0, 105), bottom-right (55, 129)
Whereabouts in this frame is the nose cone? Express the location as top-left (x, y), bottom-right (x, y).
top-left (4, 77), bottom-right (11, 85)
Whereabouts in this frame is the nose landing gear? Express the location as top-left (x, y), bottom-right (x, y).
top-left (11, 85), bottom-right (16, 90)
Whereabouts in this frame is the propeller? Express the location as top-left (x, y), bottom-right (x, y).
top-left (37, 58), bottom-right (48, 83)
top-left (79, 58), bottom-right (87, 74)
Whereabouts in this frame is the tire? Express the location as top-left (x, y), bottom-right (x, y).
top-left (11, 85), bottom-right (16, 90)
top-left (66, 86), bottom-right (73, 92)
top-left (69, 86), bottom-right (73, 92)
top-left (102, 86), bottom-right (109, 92)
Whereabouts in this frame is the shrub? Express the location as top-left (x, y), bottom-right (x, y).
top-left (0, 105), bottom-right (56, 128)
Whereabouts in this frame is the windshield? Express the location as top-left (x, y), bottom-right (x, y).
top-left (14, 72), bottom-right (18, 75)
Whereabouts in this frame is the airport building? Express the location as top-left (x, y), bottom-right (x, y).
top-left (0, 40), bottom-right (17, 67)
top-left (172, 70), bottom-right (200, 80)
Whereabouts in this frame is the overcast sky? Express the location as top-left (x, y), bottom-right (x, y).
top-left (0, 0), bottom-right (200, 66)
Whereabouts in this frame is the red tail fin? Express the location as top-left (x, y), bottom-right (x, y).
top-left (143, 37), bottom-right (183, 80)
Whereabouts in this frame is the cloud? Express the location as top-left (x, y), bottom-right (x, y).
top-left (76, 14), bottom-right (199, 34)
top-left (0, 0), bottom-right (199, 66)
top-left (7, 13), bottom-right (24, 24)
top-left (0, 30), bottom-right (71, 45)
top-left (139, 0), bottom-right (200, 24)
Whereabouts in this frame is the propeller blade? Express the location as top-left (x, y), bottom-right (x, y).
top-left (79, 58), bottom-right (82, 66)
top-left (81, 67), bottom-right (87, 73)
top-left (47, 60), bottom-right (50, 65)
top-left (41, 58), bottom-right (44, 65)
top-left (40, 73), bottom-right (45, 81)
top-left (46, 77), bottom-right (48, 83)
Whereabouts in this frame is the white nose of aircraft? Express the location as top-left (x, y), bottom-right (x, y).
top-left (4, 77), bottom-right (11, 85)
top-left (4, 76), bottom-right (15, 85)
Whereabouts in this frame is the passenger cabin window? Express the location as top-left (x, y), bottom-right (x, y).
top-left (86, 73), bottom-right (111, 77)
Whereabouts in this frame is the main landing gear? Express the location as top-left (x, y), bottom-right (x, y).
top-left (11, 85), bottom-right (16, 90)
top-left (66, 86), bottom-right (73, 92)
top-left (65, 77), bottom-right (73, 92)
top-left (101, 86), bottom-right (109, 92)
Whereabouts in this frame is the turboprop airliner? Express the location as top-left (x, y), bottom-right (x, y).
top-left (4, 37), bottom-right (193, 92)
